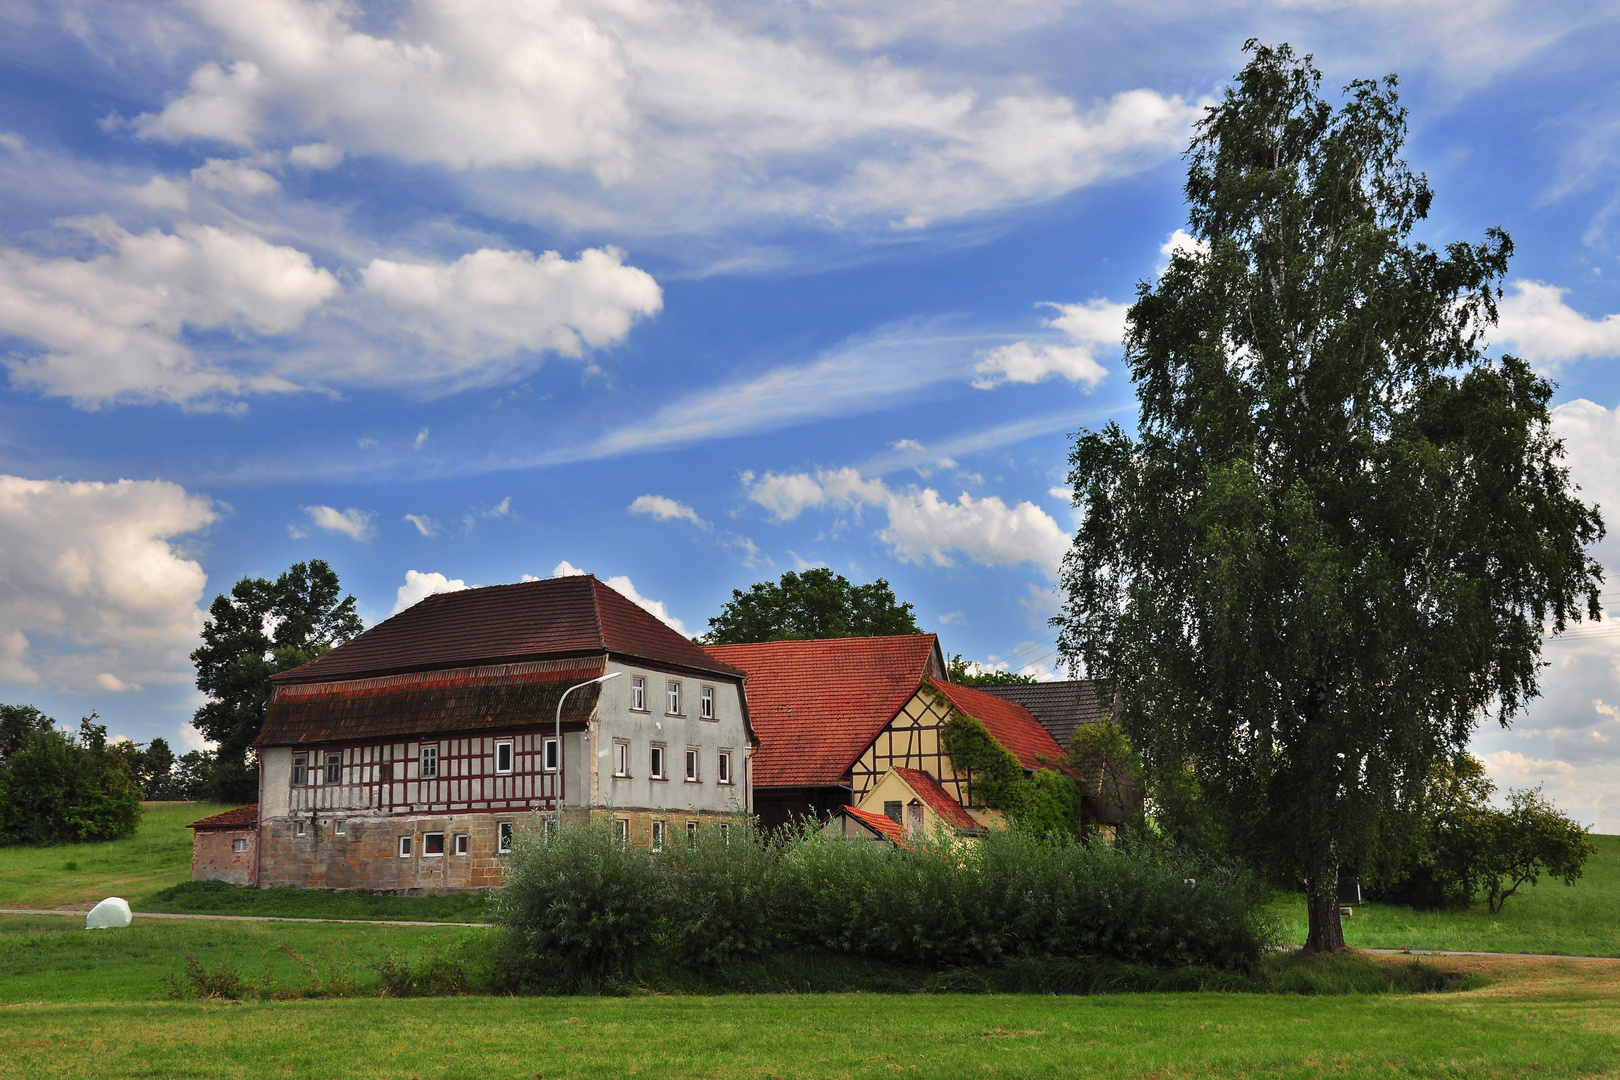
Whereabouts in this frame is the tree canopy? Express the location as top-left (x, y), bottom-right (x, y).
top-left (0, 713), bottom-right (142, 845)
top-left (705, 568), bottom-right (919, 644)
top-left (1055, 43), bottom-right (1604, 951)
top-left (946, 654), bottom-right (1035, 685)
top-left (191, 560), bottom-right (362, 801)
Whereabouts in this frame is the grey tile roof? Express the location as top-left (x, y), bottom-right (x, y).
top-left (976, 680), bottom-right (1112, 748)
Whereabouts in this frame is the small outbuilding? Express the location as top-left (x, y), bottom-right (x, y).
top-left (189, 804), bottom-right (259, 886)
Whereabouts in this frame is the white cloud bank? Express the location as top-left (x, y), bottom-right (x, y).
top-left (0, 475), bottom-right (216, 691)
top-left (1496, 281), bottom-right (1620, 371)
top-left (393, 569), bottom-right (468, 614)
top-left (629, 494), bottom-right (706, 528)
top-left (973, 298), bottom-right (1126, 389)
top-left (304, 505), bottom-right (375, 541)
top-left (549, 560), bottom-right (687, 634)
top-left (745, 467), bottom-right (1068, 579)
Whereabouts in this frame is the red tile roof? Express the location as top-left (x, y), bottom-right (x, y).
top-left (703, 635), bottom-right (945, 788)
top-left (931, 680), bottom-right (1064, 771)
top-left (274, 576), bottom-right (741, 685)
top-left (837, 805), bottom-right (905, 842)
top-left (891, 767), bottom-right (982, 833)
top-left (189, 804), bottom-right (258, 830)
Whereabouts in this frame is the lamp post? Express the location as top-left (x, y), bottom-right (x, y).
top-left (556, 671), bottom-right (621, 834)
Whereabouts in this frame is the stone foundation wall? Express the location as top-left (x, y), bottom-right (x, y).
top-left (192, 828), bottom-right (257, 886)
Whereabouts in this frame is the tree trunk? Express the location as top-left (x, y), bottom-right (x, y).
top-left (1304, 876), bottom-right (1346, 952)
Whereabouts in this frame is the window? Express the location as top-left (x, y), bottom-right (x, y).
top-left (615, 818), bottom-right (629, 844)
top-left (630, 676), bottom-right (646, 711)
top-left (291, 753), bottom-right (308, 786)
top-left (717, 751), bottom-right (732, 785)
top-left (687, 821), bottom-right (698, 844)
top-left (335, 819), bottom-right (346, 836)
top-left (398, 835), bottom-right (413, 857)
top-left (684, 748), bottom-right (700, 782)
top-left (613, 739), bottom-right (630, 777)
top-left (495, 740), bottom-right (513, 774)
top-left (324, 752), bottom-right (341, 784)
top-left (700, 686), bottom-right (715, 720)
top-left (295, 820), bottom-right (306, 838)
top-left (650, 744), bottom-right (666, 780)
top-left (719, 822), bottom-right (730, 844)
top-left (423, 832), bottom-right (445, 857)
top-left (232, 838), bottom-right (247, 853)
top-left (883, 800), bottom-right (903, 824)
top-left (420, 745), bottom-right (438, 779)
top-left (652, 820), bottom-right (666, 851)
top-left (497, 822), bottom-right (514, 853)
top-left (454, 834), bottom-right (469, 856)
top-left (543, 737), bottom-right (559, 773)
top-left (666, 680), bottom-right (681, 715)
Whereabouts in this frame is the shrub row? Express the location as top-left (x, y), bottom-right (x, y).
top-left (489, 820), bottom-right (1275, 989)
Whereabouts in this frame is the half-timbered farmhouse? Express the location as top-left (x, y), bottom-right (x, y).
top-left (253, 575), bottom-right (754, 892)
top-left (702, 634), bottom-right (1061, 833)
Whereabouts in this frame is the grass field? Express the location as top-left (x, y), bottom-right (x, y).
top-left (1269, 833), bottom-right (1620, 957)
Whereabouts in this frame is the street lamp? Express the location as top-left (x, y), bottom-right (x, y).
top-left (555, 671), bottom-right (621, 833)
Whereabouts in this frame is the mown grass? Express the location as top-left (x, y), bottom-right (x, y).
top-left (142, 880), bottom-right (490, 922)
top-left (2, 956), bottom-right (1617, 1079)
top-left (1269, 833), bottom-right (1620, 957)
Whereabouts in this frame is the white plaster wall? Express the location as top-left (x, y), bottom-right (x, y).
top-left (260, 746), bottom-right (292, 817)
top-left (597, 659), bottom-right (749, 814)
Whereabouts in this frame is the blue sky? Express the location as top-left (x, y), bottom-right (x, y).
top-left (4, 0), bottom-right (1620, 828)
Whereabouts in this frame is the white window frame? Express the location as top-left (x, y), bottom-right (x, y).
top-left (615, 818), bottom-right (629, 844)
top-left (454, 834), bottom-right (469, 856)
top-left (335, 819), bottom-right (346, 836)
top-left (423, 832), bottom-right (446, 857)
top-left (650, 744), bottom-right (666, 780)
top-left (420, 745), bottom-right (438, 779)
top-left (700, 685), bottom-right (715, 720)
top-left (718, 750), bottom-right (732, 785)
top-left (719, 822), bottom-right (730, 845)
top-left (324, 752), bottom-right (341, 784)
top-left (495, 740), bottom-right (514, 775)
top-left (497, 822), bottom-right (514, 854)
top-left (291, 753), bottom-right (308, 787)
top-left (684, 748), bottom-right (700, 783)
top-left (543, 737), bottom-right (559, 773)
top-left (651, 820), bottom-right (666, 851)
top-left (232, 837), bottom-right (247, 853)
top-left (613, 739), bottom-right (630, 777)
top-left (398, 835), bottom-right (413, 857)
top-left (666, 680), bottom-right (681, 715)
top-left (630, 676), bottom-right (646, 712)
top-left (687, 820), bottom-right (698, 844)
top-left (295, 820), bottom-right (306, 838)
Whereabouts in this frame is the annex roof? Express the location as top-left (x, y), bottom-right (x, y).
top-left (272, 575), bottom-right (741, 685)
top-left (837, 805), bottom-right (905, 843)
top-left (890, 767), bottom-right (982, 833)
top-left (702, 634), bottom-right (946, 789)
top-left (975, 680), bottom-right (1112, 748)
top-left (189, 804), bottom-right (258, 830)
top-left (930, 680), bottom-right (1065, 771)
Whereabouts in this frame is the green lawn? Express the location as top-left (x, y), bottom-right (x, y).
top-left (1269, 833), bottom-right (1620, 957)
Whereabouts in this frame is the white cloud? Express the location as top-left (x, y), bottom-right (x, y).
top-left (973, 298), bottom-right (1125, 389)
top-left (190, 157), bottom-right (280, 195)
top-left (629, 494), bottom-right (707, 528)
top-left (403, 513), bottom-right (438, 536)
top-left (1158, 227), bottom-right (1208, 267)
top-left (0, 220), bottom-right (337, 406)
top-left (360, 245), bottom-right (660, 371)
top-left (414, 427), bottom-right (429, 449)
top-left (552, 560), bottom-right (586, 578)
top-left (132, 0), bottom-right (1199, 230)
top-left (745, 466), bottom-right (1068, 579)
top-left (392, 569), bottom-right (468, 614)
top-left (938, 611), bottom-right (966, 626)
top-left (548, 560), bottom-right (686, 633)
top-left (0, 475), bottom-right (216, 691)
top-left (1550, 398), bottom-right (1620, 569)
top-left (130, 175), bottom-right (190, 211)
top-left (287, 142), bottom-right (343, 169)
top-left (1496, 280), bottom-right (1620, 371)
top-left (304, 505), bottom-right (374, 541)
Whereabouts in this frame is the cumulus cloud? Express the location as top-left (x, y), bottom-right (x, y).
top-left (1496, 280), bottom-right (1620, 371)
top-left (629, 494), bottom-right (707, 528)
top-left (304, 505), bottom-right (374, 541)
top-left (190, 157), bottom-right (280, 195)
top-left (131, 0), bottom-right (1198, 229)
top-left (973, 298), bottom-right (1125, 389)
top-left (0, 221), bottom-right (337, 406)
top-left (392, 569), bottom-right (468, 614)
top-left (548, 560), bottom-right (687, 633)
top-left (745, 467), bottom-right (1068, 579)
top-left (403, 513), bottom-right (438, 536)
top-left (287, 142), bottom-right (343, 169)
top-left (360, 246), bottom-right (662, 368)
top-left (0, 475), bottom-right (217, 691)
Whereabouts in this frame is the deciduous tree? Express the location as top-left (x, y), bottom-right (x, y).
top-left (705, 568), bottom-right (919, 644)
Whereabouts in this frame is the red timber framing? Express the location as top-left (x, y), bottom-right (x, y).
top-left (286, 730), bottom-right (575, 816)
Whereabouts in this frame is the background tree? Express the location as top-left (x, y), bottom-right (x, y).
top-left (0, 714), bottom-right (143, 845)
top-left (946, 654), bottom-right (1035, 685)
top-left (191, 560), bottom-right (362, 802)
top-left (1055, 43), bottom-right (1603, 951)
top-left (1066, 718), bottom-right (1141, 832)
top-left (0, 703), bottom-right (54, 767)
top-left (705, 568), bottom-right (919, 644)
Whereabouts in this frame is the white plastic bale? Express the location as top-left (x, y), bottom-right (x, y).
top-left (85, 897), bottom-right (132, 929)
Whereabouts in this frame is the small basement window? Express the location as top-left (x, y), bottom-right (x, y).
top-left (324, 752), bottom-right (341, 784)
top-left (495, 740), bottom-right (514, 774)
top-left (719, 823), bottom-right (730, 844)
top-left (291, 753), bottom-right (308, 786)
top-left (421, 745), bottom-right (438, 779)
top-left (295, 820), bottom-right (307, 838)
top-left (398, 835), bottom-right (413, 857)
top-left (687, 821), bottom-right (698, 844)
top-left (615, 818), bottom-right (628, 844)
top-left (423, 832), bottom-right (445, 857)
top-left (232, 838), bottom-right (247, 853)
top-left (700, 686), bottom-right (715, 719)
top-left (335, 819), bottom-right (346, 836)
top-left (498, 822), bottom-right (514, 853)
top-left (652, 820), bottom-right (666, 851)
top-left (543, 737), bottom-right (559, 773)
top-left (454, 834), bottom-right (469, 855)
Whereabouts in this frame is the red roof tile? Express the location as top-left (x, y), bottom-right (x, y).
top-left (189, 804), bottom-right (258, 830)
top-left (703, 635), bottom-right (945, 788)
top-left (931, 680), bottom-right (1064, 771)
top-left (838, 805), bottom-right (905, 842)
top-left (274, 576), bottom-right (741, 685)
top-left (891, 767), bottom-right (982, 833)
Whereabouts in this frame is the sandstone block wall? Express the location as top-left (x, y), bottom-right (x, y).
top-left (192, 828), bottom-right (257, 886)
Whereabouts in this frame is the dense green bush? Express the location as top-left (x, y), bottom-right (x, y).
top-left (0, 714), bottom-right (143, 845)
top-left (654, 820), bottom-right (785, 967)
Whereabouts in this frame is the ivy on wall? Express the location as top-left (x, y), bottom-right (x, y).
top-left (937, 699), bottom-right (1078, 838)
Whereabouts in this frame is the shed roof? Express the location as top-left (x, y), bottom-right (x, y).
top-left (189, 804), bottom-right (258, 830)
top-left (975, 680), bottom-right (1112, 747)
top-left (702, 635), bottom-right (945, 788)
top-left (930, 680), bottom-right (1065, 771)
top-left (272, 575), bottom-right (741, 685)
top-left (837, 805), bottom-right (905, 843)
top-left (890, 767), bottom-right (982, 833)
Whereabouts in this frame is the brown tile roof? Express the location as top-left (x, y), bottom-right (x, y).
top-left (189, 804), bottom-right (258, 830)
top-left (273, 575), bottom-right (741, 685)
top-left (702, 634), bottom-right (945, 789)
top-left (931, 680), bottom-right (1065, 771)
top-left (837, 804), bottom-right (905, 842)
top-left (975, 680), bottom-right (1112, 747)
top-left (259, 658), bottom-right (606, 746)
top-left (891, 767), bottom-right (982, 833)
